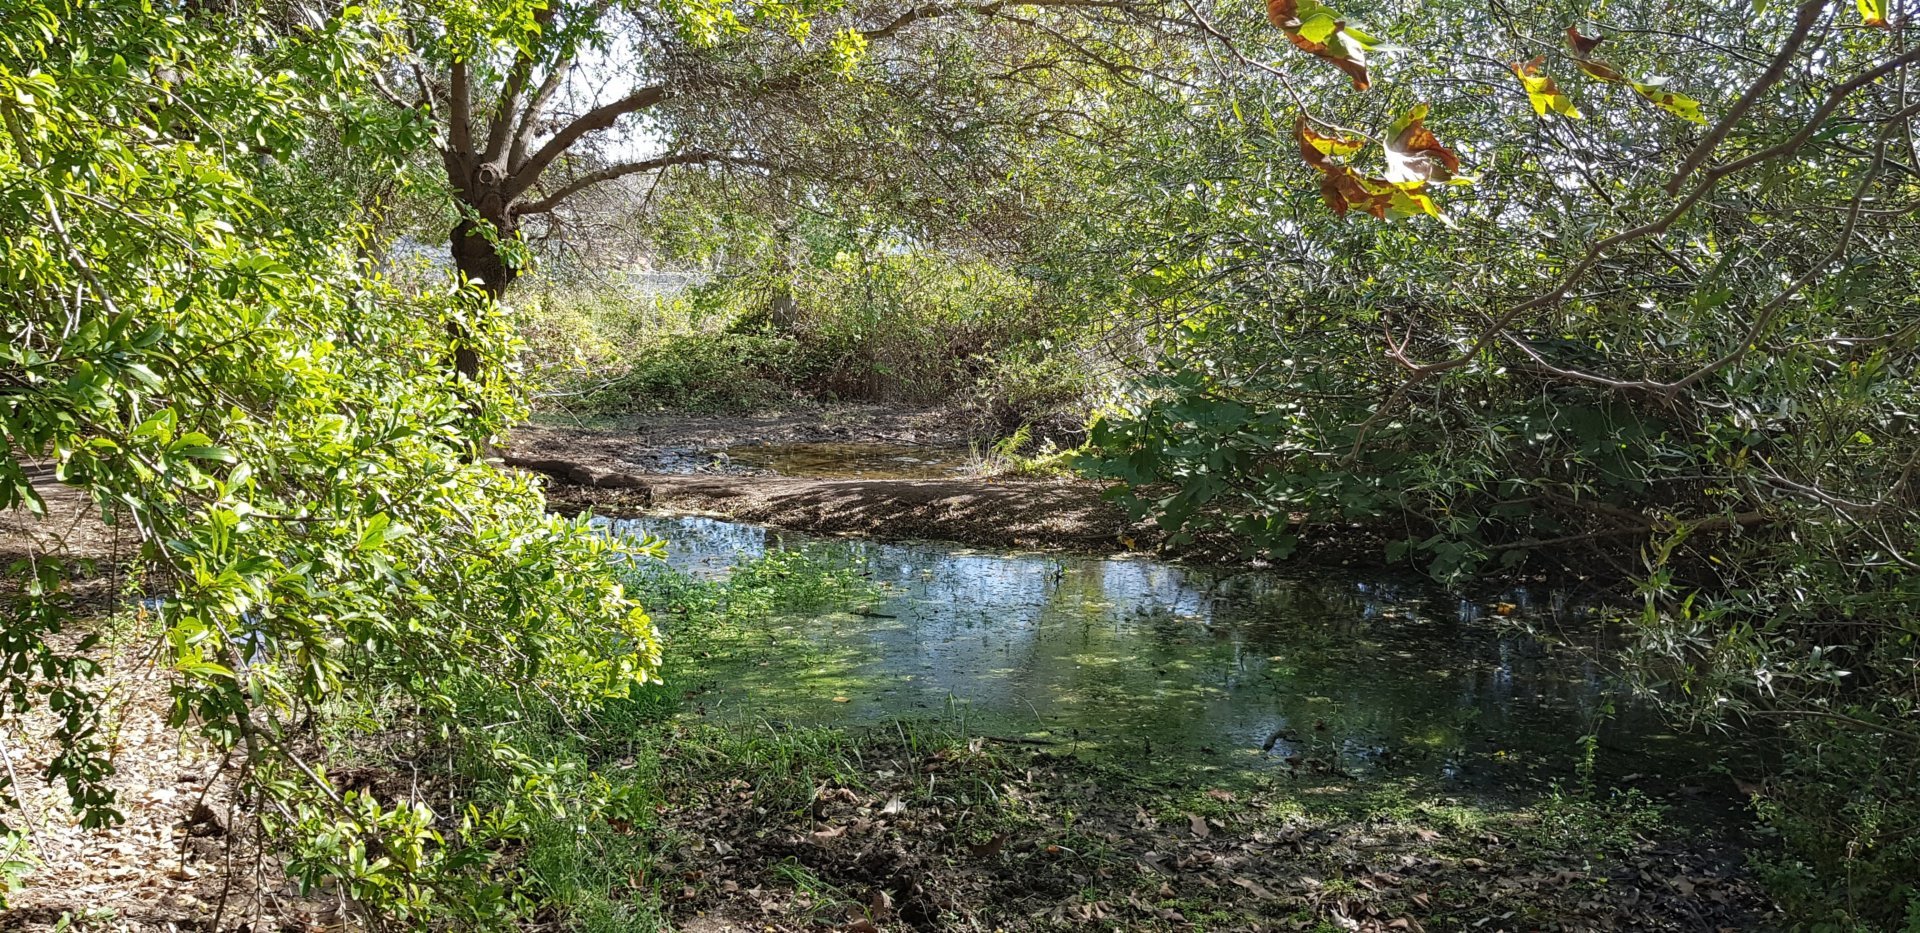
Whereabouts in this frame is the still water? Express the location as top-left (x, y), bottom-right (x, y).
top-left (603, 514), bottom-right (1743, 804)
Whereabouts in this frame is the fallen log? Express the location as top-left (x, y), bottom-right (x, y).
top-left (502, 455), bottom-right (653, 501)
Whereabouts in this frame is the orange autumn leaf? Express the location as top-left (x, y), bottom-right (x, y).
top-left (1267, 0), bottom-right (1376, 91)
top-left (1293, 115), bottom-right (1439, 221)
top-left (1265, 0), bottom-right (1290, 29)
top-left (1565, 27), bottom-right (1629, 83)
top-left (1564, 28), bottom-right (1706, 124)
top-left (1383, 104), bottom-right (1459, 185)
top-left (1298, 122), bottom-right (1367, 162)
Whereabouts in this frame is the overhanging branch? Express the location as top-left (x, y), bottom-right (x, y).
top-left (507, 84), bottom-right (670, 198)
top-left (511, 59), bottom-right (572, 171)
top-left (863, 0), bottom-right (1135, 41)
top-left (515, 151), bottom-right (774, 214)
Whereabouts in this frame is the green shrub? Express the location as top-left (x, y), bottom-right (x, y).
top-left (514, 249), bottom-right (1100, 419)
top-left (582, 330), bottom-right (810, 412)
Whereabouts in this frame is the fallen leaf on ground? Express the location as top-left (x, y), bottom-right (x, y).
top-left (966, 833), bottom-right (1008, 858)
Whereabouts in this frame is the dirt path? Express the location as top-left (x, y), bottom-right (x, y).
top-left (0, 465), bottom-right (120, 565)
top-left (510, 411), bottom-right (1151, 550)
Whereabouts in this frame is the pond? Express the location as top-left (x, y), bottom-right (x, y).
top-left (603, 513), bottom-right (1748, 813)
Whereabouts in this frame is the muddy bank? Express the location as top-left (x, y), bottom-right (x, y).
top-left (560, 473), bottom-right (1138, 549)
top-left (523, 404), bottom-right (979, 472)
top-left (510, 416), bottom-right (1154, 551)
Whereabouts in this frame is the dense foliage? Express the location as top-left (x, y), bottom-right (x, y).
top-left (1064, 2), bottom-right (1920, 926)
top-left (5, 0), bottom-right (1920, 927)
top-left (0, 0), bottom-right (656, 918)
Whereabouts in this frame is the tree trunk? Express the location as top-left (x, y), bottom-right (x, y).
top-left (768, 284), bottom-right (800, 332)
top-left (447, 181), bottom-right (517, 382)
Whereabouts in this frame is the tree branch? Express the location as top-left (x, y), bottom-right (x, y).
top-left (407, 62), bottom-right (437, 119)
top-left (510, 58), bottom-right (572, 172)
top-left (1667, 0), bottom-right (1827, 194)
top-left (863, 0), bottom-right (1134, 41)
top-left (516, 151), bottom-right (773, 215)
top-left (507, 84), bottom-right (669, 198)
top-left (448, 58), bottom-right (474, 155)
top-left (483, 5), bottom-right (557, 167)
top-left (483, 55), bottom-right (537, 167)
top-left (1382, 45), bottom-right (1920, 383)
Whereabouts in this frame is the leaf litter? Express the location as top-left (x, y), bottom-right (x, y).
top-left (643, 734), bottom-right (1776, 931)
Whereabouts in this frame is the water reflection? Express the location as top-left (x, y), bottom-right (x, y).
top-left (601, 514), bottom-right (1738, 800)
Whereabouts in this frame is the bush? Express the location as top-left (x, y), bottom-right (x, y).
top-left (584, 331), bottom-right (810, 412)
top-left (2, 6), bottom-right (657, 922)
top-left (514, 249), bottom-right (1099, 420)
top-left (1750, 724), bottom-right (1920, 931)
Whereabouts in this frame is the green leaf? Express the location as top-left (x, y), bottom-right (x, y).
top-left (1632, 81), bottom-right (1706, 124)
top-left (1511, 56), bottom-right (1583, 119)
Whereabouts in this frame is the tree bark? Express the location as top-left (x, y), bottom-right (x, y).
top-left (447, 163), bottom-right (517, 381)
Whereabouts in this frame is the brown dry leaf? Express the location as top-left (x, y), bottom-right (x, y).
top-left (1383, 105), bottom-right (1460, 185)
top-left (1565, 27), bottom-right (1629, 82)
top-left (1206, 789), bottom-right (1236, 803)
top-left (1564, 27), bottom-right (1706, 123)
top-left (1187, 813), bottom-right (1211, 839)
top-left (879, 796), bottom-right (907, 816)
top-left (1267, 0), bottom-right (1373, 90)
top-left (1294, 116), bottom-right (1440, 221)
top-left (809, 824), bottom-right (847, 845)
top-left (1285, 32), bottom-right (1372, 90)
top-left (965, 833), bottom-right (1008, 859)
top-left (1231, 877), bottom-right (1277, 900)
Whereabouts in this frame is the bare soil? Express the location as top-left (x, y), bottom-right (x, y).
top-left (511, 408), bottom-right (1155, 551)
top-left (1, 469), bottom-right (327, 932)
top-left (0, 465), bottom-right (120, 565)
top-left (532, 404), bottom-right (976, 448)
top-left (0, 641), bottom-right (319, 933)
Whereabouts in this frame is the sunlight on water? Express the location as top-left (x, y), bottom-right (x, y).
top-left (599, 513), bottom-right (1744, 803)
